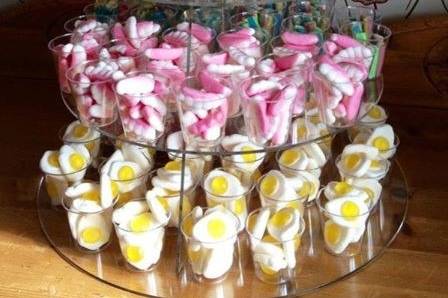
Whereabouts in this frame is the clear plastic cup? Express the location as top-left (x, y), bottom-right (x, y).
top-left (335, 153), bottom-right (391, 182)
top-left (202, 168), bottom-right (255, 230)
top-left (66, 60), bottom-right (118, 127)
top-left (246, 206), bottom-right (305, 284)
top-left (240, 75), bottom-right (295, 147)
top-left (62, 192), bottom-right (116, 253)
top-left (281, 13), bottom-right (331, 46)
top-left (180, 207), bottom-right (240, 282)
top-left (316, 188), bottom-right (373, 256)
top-left (177, 76), bottom-right (228, 147)
top-left (217, 28), bottom-right (270, 59)
top-left (113, 199), bottom-right (170, 271)
top-left (146, 168), bottom-right (198, 228)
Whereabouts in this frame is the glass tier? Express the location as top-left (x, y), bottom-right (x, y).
top-left (37, 156), bottom-right (408, 297)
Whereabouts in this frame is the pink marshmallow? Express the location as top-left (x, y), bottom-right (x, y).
top-left (176, 22), bottom-right (213, 44)
top-left (323, 41), bottom-right (339, 56)
top-left (202, 52), bottom-right (229, 65)
top-left (144, 47), bottom-right (184, 60)
top-left (281, 32), bottom-right (319, 46)
top-left (330, 34), bottom-right (362, 49)
top-left (198, 71), bottom-right (229, 95)
top-left (116, 75), bottom-right (155, 95)
top-left (342, 82), bottom-right (363, 121)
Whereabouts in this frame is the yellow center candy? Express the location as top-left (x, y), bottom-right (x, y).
top-left (73, 124), bottom-right (89, 138)
top-left (118, 192), bottom-right (133, 205)
top-left (280, 149), bottom-right (300, 166)
top-left (298, 181), bottom-right (314, 197)
top-left (182, 216), bottom-right (194, 237)
top-left (260, 263), bottom-right (279, 276)
top-left (48, 152), bottom-right (60, 168)
top-left (85, 141), bottom-right (95, 153)
top-left (130, 213), bottom-right (152, 232)
top-left (297, 125), bottom-right (308, 139)
top-left (207, 218), bottom-right (226, 240)
top-left (187, 246), bottom-right (201, 262)
top-left (241, 145), bottom-right (257, 163)
top-left (81, 227), bottom-right (102, 244)
top-left (118, 166), bottom-right (135, 181)
top-left (233, 197), bottom-right (246, 215)
top-left (157, 197), bottom-right (169, 212)
top-left (69, 153), bottom-right (85, 171)
top-left (343, 153), bottom-right (361, 170)
top-left (46, 180), bottom-right (58, 200)
top-left (82, 189), bottom-right (100, 202)
top-left (111, 181), bottom-right (119, 197)
top-left (370, 159), bottom-right (381, 169)
top-left (340, 201), bottom-right (360, 220)
top-left (372, 136), bottom-right (390, 151)
top-left (210, 176), bottom-right (228, 195)
top-left (260, 175), bottom-right (278, 197)
top-left (325, 222), bottom-right (341, 245)
top-left (125, 245), bottom-right (144, 262)
top-left (367, 106), bottom-right (382, 119)
top-left (247, 215), bottom-right (257, 233)
top-left (164, 160), bottom-right (182, 171)
top-left (334, 181), bottom-right (352, 196)
top-left (269, 208), bottom-right (292, 228)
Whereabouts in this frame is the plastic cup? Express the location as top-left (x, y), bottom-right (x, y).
top-left (180, 207), bottom-right (240, 282)
top-left (62, 192), bottom-right (116, 253)
top-left (66, 60), bottom-right (118, 127)
top-left (316, 188), bottom-right (373, 256)
top-left (246, 206), bottom-right (305, 284)
top-left (113, 199), bottom-right (170, 271)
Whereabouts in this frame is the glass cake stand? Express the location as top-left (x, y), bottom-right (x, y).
top-left (36, 148), bottom-right (408, 297)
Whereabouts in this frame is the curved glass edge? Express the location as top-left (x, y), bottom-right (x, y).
top-left (148, 0), bottom-right (295, 7)
top-left (36, 159), bottom-right (409, 297)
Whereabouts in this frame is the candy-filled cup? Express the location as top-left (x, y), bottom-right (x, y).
top-left (62, 194), bottom-right (115, 253)
top-left (230, 9), bottom-right (284, 39)
top-left (246, 206), bottom-right (305, 284)
top-left (99, 157), bottom-right (153, 207)
top-left (339, 22), bottom-right (391, 79)
top-left (177, 76), bottom-right (229, 147)
top-left (316, 188), bottom-right (372, 256)
top-left (217, 28), bottom-right (270, 60)
top-left (180, 207), bottom-right (240, 282)
top-left (63, 14), bottom-right (113, 40)
top-left (146, 167), bottom-right (198, 228)
top-left (281, 13), bottom-right (331, 46)
top-left (335, 153), bottom-right (391, 182)
top-left (133, 5), bottom-right (179, 31)
top-left (348, 128), bottom-right (400, 161)
top-left (114, 71), bottom-right (168, 144)
top-left (66, 60), bottom-right (118, 127)
top-left (48, 34), bottom-right (102, 117)
top-left (240, 75), bottom-right (296, 147)
top-left (59, 122), bottom-right (102, 168)
top-left (99, 39), bottom-right (148, 72)
top-left (312, 70), bottom-right (365, 128)
top-left (113, 200), bottom-right (170, 271)
top-left (203, 168), bottom-right (255, 231)
top-left (220, 149), bottom-right (265, 184)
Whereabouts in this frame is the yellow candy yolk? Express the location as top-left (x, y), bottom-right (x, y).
top-left (182, 196), bottom-right (192, 217)
top-left (367, 106), bottom-right (382, 119)
top-left (298, 181), bottom-right (314, 197)
top-left (126, 245), bottom-right (144, 262)
top-left (118, 192), bottom-right (132, 205)
top-left (81, 227), bottom-right (102, 244)
top-left (69, 153), bottom-right (85, 171)
top-left (130, 213), bottom-right (152, 232)
top-left (157, 197), bottom-right (169, 212)
top-left (82, 189), bottom-right (100, 202)
top-left (85, 141), bottom-right (95, 153)
top-left (260, 263), bottom-right (279, 276)
top-left (280, 149), bottom-right (300, 166)
top-left (334, 181), bottom-right (352, 196)
top-left (340, 201), bottom-right (360, 220)
top-left (118, 166), bottom-right (135, 181)
top-left (73, 124), bottom-right (89, 138)
top-left (297, 125), bottom-right (308, 139)
top-left (372, 136), bottom-right (390, 151)
top-left (325, 222), bottom-right (341, 245)
top-left (260, 175), bottom-right (278, 197)
top-left (210, 176), bottom-right (228, 196)
top-left (343, 153), bottom-right (362, 170)
top-left (46, 180), bottom-right (58, 199)
top-left (241, 145), bottom-right (257, 163)
top-left (286, 200), bottom-right (301, 211)
top-left (164, 160), bottom-right (182, 171)
top-left (247, 215), bottom-right (257, 233)
top-left (233, 197), bottom-right (246, 215)
top-left (48, 152), bottom-right (60, 168)
top-left (269, 208), bottom-right (292, 228)
top-left (111, 181), bottom-right (119, 197)
top-left (182, 216), bottom-right (194, 237)
top-left (370, 159), bottom-right (381, 169)
top-left (207, 218), bottom-right (226, 240)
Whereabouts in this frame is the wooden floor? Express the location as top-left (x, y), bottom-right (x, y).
top-left (1, 1), bottom-right (448, 297)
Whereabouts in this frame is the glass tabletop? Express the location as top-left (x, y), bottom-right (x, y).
top-left (36, 156), bottom-right (408, 297)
